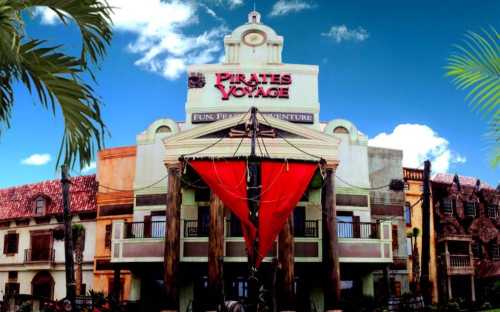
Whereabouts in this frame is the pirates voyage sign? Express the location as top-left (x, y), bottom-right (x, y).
top-left (215, 72), bottom-right (291, 100)
top-left (192, 112), bottom-right (313, 124)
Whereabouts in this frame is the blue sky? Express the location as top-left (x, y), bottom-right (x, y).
top-left (0, 0), bottom-right (498, 188)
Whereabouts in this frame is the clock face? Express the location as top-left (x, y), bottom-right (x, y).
top-left (243, 30), bottom-right (266, 47)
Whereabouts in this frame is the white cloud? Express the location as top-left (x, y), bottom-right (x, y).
top-left (270, 0), bottom-right (315, 16)
top-left (322, 25), bottom-right (369, 43)
top-left (34, 1), bottom-right (229, 80)
top-left (33, 7), bottom-right (60, 25)
top-left (368, 124), bottom-right (466, 173)
top-left (21, 154), bottom-right (51, 166)
top-left (81, 161), bottom-right (96, 174)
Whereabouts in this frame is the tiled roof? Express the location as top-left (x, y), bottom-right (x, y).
top-left (0, 175), bottom-right (97, 221)
top-left (432, 173), bottom-right (494, 190)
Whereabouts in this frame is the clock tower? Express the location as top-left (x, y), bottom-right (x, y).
top-left (223, 10), bottom-right (284, 65)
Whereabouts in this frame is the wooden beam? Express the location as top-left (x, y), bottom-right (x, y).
top-left (278, 213), bottom-right (295, 311)
top-left (164, 162), bottom-right (182, 311)
top-left (322, 164), bottom-right (340, 310)
top-left (208, 192), bottom-right (224, 309)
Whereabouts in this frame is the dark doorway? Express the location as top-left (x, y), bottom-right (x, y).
top-left (32, 271), bottom-right (54, 299)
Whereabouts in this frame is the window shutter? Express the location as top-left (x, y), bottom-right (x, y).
top-left (105, 224), bottom-right (112, 249)
top-left (392, 225), bottom-right (399, 251)
top-left (12, 234), bottom-right (18, 254)
top-left (3, 234), bottom-right (7, 254)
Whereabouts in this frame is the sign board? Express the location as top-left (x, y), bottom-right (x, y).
top-left (192, 112), bottom-right (313, 124)
top-left (214, 73), bottom-right (291, 100)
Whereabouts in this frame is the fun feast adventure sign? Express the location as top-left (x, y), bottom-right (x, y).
top-left (214, 72), bottom-right (291, 100)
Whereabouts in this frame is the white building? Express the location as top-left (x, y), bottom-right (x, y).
top-left (0, 175), bottom-right (97, 301)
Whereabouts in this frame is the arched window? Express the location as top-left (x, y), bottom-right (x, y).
top-left (155, 126), bottom-right (171, 134)
top-left (333, 126), bottom-right (349, 134)
top-left (34, 197), bottom-right (46, 216)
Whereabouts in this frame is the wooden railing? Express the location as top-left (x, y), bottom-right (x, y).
top-left (184, 220), bottom-right (208, 237)
top-left (24, 249), bottom-right (55, 264)
top-left (337, 221), bottom-right (379, 239)
top-left (448, 254), bottom-right (471, 268)
top-left (125, 221), bottom-right (165, 239)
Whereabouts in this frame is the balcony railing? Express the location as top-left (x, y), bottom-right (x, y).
top-left (337, 221), bottom-right (379, 239)
top-left (24, 249), bottom-right (55, 264)
top-left (184, 220), bottom-right (208, 237)
top-left (295, 220), bottom-right (319, 238)
top-left (449, 254), bottom-right (471, 267)
top-left (125, 221), bottom-right (166, 239)
top-left (225, 219), bottom-right (320, 238)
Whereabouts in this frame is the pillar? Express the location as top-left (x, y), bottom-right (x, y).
top-left (447, 276), bottom-right (452, 300)
top-left (321, 162), bottom-right (340, 310)
top-left (470, 275), bottom-right (476, 302)
top-left (164, 162), bottom-right (182, 311)
top-left (362, 272), bottom-right (374, 297)
top-left (278, 213), bottom-right (295, 311)
top-left (208, 192), bottom-right (224, 309)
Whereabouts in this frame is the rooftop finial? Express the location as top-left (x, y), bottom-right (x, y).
top-left (248, 10), bottom-right (261, 24)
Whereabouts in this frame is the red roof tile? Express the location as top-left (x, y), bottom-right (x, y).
top-left (0, 175), bottom-right (97, 221)
top-left (432, 173), bottom-right (494, 190)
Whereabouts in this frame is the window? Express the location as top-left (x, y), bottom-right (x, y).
top-left (155, 125), bottom-right (171, 134)
top-left (464, 201), bottom-right (476, 217)
top-left (489, 241), bottom-right (499, 260)
top-left (8, 271), bottom-right (17, 281)
top-left (35, 197), bottom-right (46, 215)
top-left (333, 126), bottom-right (349, 134)
top-left (195, 188), bottom-right (210, 202)
top-left (392, 225), bottom-right (399, 251)
top-left (487, 205), bottom-right (498, 219)
top-left (3, 233), bottom-right (18, 254)
top-left (337, 212), bottom-right (353, 238)
top-left (404, 182), bottom-right (409, 191)
top-left (441, 198), bottom-right (454, 215)
top-left (404, 202), bottom-right (411, 226)
top-left (4, 282), bottom-right (19, 296)
top-left (232, 277), bottom-right (248, 299)
top-left (105, 224), bottom-right (112, 249)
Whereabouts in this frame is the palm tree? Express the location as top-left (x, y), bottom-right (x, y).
top-left (72, 223), bottom-right (86, 296)
top-left (446, 28), bottom-right (499, 166)
top-left (0, 0), bottom-right (112, 168)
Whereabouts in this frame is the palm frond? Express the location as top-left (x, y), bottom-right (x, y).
top-left (446, 27), bottom-right (500, 167)
top-left (446, 27), bottom-right (500, 116)
top-left (18, 39), bottom-right (106, 168)
top-left (20, 0), bottom-right (113, 69)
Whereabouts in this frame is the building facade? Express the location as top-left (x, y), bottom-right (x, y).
top-left (403, 167), bottom-right (438, 303)
top-left (93, 146), bottom-right (137, 301)
top-left (0, 175), bottom-right (97, 301)
top-left (107, 11), bottom-right (408, 311)
top-left (432, 173), bottom-right (499, 304)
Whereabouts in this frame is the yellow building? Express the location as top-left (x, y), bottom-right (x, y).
top-left (93, 146), bottom-right (136, 301)
top-left (403, 168), bottom-right (438, 303)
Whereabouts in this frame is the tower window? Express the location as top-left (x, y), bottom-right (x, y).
top-left (333, 126), bottom-right (349, 134)
top-left (156, 126), bottom-right (171, 134)
top-left (34, 197), bottom-right (46, 215)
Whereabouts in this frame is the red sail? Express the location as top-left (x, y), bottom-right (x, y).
top-left (188, 160), bottom-right (256, 254)
top-left (257, 161), bottom-right (317, 266)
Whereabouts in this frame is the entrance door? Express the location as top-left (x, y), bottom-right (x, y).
top-left (32, 271), bottom-right (54, 299)
top-left (30, 232), bottom-right (52, 261)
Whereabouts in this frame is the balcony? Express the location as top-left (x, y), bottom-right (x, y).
top-left (443, 254), bottom-right (474, 275)
top-left (24, 249), bottom-right (55, 265)
top-left (337, 221), bottom-right (392, 263)
top-left (111, 219), bottom-right (393, 264)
